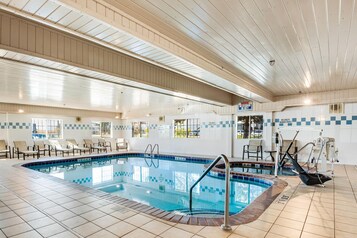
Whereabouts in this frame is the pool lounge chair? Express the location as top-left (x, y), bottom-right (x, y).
top-left (34, 140), bottom-right (51, 157)
top-left (116, 138), bottom-right (128, 151)
top-left (242, 140), bottom-right (263, 160)
top-left (50, 140), bottom-right (73, 157)
top-left (13, 141), bottom-right (39, 160)
top-left (66, 139), bottom-right (90, 155)
top-left (98, 138), bottom-right (112, 151)
top-left (0, 140), bottom-right (11, 158)
top-left (83, 139), bottom-right (107, 153)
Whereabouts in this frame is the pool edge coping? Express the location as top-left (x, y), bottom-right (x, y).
top-left (14, 152), bottom-right (288, 226)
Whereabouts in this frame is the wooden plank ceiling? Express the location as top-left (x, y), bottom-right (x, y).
top-left (0, 0), bottom-right (356, 112)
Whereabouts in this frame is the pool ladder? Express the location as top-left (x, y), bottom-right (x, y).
top-left (144, 144), bottom-right (159, 168)
top-left (189, 154), bottom-right (231, 231)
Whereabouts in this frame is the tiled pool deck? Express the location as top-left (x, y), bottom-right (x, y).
top-left (0, 157), bottom-right (356, 238)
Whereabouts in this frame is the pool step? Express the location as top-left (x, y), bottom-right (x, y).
top-left (170, 208), bottom-right (226, 216)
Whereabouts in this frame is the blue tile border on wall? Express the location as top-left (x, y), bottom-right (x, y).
top-left (264, 115), bottom-right (357, 127)
top-left (64, 124), bottom-right (91, 130)
top-left (0, 122), bottom-right (31, 129)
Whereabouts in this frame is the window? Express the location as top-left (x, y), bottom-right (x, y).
top-left (32, 118), bottom-right (63, 139)
top-left (132, 122), bottom-right (149, 137)
top-left (237, 115), bottom-right (263, 139)
top-left (92, 122), bottom-right (112, 138)
top-left (173, 118), bottom-right (200, 138)
top-left (92, 122), bottom-right (101, 136)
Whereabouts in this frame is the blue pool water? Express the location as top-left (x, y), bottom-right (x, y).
top-left (26, 154), bottom-right (272, 215)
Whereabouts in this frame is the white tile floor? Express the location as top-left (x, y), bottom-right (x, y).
top-left (0, 158), bottom-right (356, 238)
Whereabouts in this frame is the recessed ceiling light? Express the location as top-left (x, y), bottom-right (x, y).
top-left (304, 99), bottom-right (311, 105)
top-left (115, 115), bottom-right (119, 119)
top-left (18, 109), bottom-right (24, 113)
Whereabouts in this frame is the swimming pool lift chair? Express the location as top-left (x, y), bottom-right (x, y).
top-left (0, 140), bottom-right (11, 158)
top-left (280, 132), bottom-right (331, 186)
top-left (13, 141), bottom-right (39, 160)
top-left (288, 153), bottom-right (331, 186)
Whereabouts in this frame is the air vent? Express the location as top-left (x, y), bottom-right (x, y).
top-left (329, 103), bottom-right (344, 114)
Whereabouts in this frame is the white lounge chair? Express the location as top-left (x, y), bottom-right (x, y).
top-left (50, 140), bottom-right (72, 157)
top-left (13, 141), bottom-right (39, 160)
top-left (83, 139), bottom-right (107, 153)
top-left (116, 138), bottom-right (128, 151)
top-left (0, 140), bottom-right (11, 158)
top-left (98, 138), bottom-right (112, 151)
top-left (34, 140), bottom-right (51, 157)
top-left (66, 139), bottom-right (90, 155)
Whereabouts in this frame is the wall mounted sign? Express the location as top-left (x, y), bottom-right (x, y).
top-left (238, 101), bottom-right (253, 111)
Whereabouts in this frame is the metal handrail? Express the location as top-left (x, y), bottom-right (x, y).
top-left (189, 154), bottom-right (231, 231)
top-left (152, 144), bottom-right (159, 155)
top-left (144, 144), bottom-right (153, 155)
top-left (144, 144), bottom-right (159, 168)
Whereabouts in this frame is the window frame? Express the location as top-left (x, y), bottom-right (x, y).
top-left (91, 121), bottom-right (112, 138)
top-left (32, 118), bottom-right (63, 139)
top-left (132, 121), bottom-right (149, 138)
top-left (173, 118), bottom-right (200, 138)
top-left (236, 115), bottom-right (264, 139)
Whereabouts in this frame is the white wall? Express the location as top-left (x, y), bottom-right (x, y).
top-left (119, 103), bottom-right (357, 165)
top-left (0, 113), bottom-right (121, 148)
top-left (2, 102), bottom-right (357, 165)
top-left (121, 113), bottom-right (234, 157)
top-left (273, 103), bottom-right (357, 165)
top-left (120, 112), bottom-right (272, 159)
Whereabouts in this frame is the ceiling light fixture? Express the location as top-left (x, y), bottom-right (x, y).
top-left (18, 109), bottom-right (24, 113)
top-left (304, 98), bottom-right (311, 105)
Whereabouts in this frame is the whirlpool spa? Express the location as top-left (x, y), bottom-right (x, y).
top-left (22, 153), bottom-right (287, 225)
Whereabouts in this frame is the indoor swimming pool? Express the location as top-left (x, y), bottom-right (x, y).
top-left (24, 154), bottom-right (272, 215)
